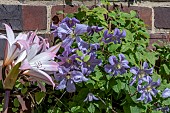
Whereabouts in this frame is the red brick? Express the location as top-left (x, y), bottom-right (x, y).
top-left (148, 33), bottom-right (170, 50)
top-left (51, 5), bottom-right (79, 23)
top-left (154, 7), bottom-right (170, 29)
top-left (22, 5), bottom-right (47, 31)
top-left (150, 33), bottom-right (170, 39)
top-left (148, 38), bottom-right (168, 50)
top-left (122, 6), bottom-right (152, 29)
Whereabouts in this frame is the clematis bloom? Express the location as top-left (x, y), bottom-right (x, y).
top-left (104, 54), bottom-right (130, 76)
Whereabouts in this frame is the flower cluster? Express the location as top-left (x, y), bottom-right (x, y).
top-left (51, 17), bottom-right (126, 93)
top-left (130, 62), bottom-right (160, 103)
top-left (52, 17), bottom-right (105, 92)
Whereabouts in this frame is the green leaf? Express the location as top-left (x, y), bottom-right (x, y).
top-left (88, 103), bottom-right (95, 113)
top-left (151, 111), bottom-right (162, 113)
top-left (162, 98), bottom-right (170, 105)
top-left (21, 87), bottom-right (27, 94)
top-left (35, 92), bottom-right (46, 105)
top-left (12, 108), bottom-right (18, 112)
top-left (121, 43), bottom-right (131, 52)
top-left (138, 30), bottom-right (149, 39)
top-left (135, 52), bottom-right (143, 61)
top-left (84, 55), bottom-right (90, 62)
top-left (14, 98), bottom-right (20, 107)
top-left (125, 30), bottom-right (134, 42)
top-left (4, 62), bottom-right (21, 90)
top-left (71, 106), bottom-right (81, 112)
top-left (108, 44), bottom-right (120, 53)
top-left (76, 50), bottom-right (83, 57)
top-left (130, 106), bottom-right (141, 113)
top-left (91, 71), bottom-right (103, 81)
top-left (130, 10), bottom-right (137, 17)
top-left (163, 64), bottom-right (170, 75)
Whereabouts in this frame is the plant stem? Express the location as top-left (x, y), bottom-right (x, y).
top-left (3, 89), bottom-right (11, 113)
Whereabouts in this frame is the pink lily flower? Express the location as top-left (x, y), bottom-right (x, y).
top-left (19, 42), bottom-right (62, 88)
top-left (0, 24), bottom-right (28, 66)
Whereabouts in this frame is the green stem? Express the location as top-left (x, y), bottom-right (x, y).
top-left (3, 89), bottom-right (10, 112)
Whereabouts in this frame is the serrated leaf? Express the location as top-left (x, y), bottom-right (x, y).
top-left (35, 92), bottom-right (46, 105)
top-left (4, 62), bottom-right (21, 90)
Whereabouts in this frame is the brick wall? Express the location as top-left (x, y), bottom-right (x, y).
top-left (0, 0), bottom-right (170, 59)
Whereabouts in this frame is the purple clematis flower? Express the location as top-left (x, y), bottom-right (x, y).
top-left (61, 17), bottom-right (80, 28)
top-left (156, 106), bottom-right (169, 113)
top-left (130, 62), bottom-right (153, 86)
top-left (80, 53), bottom-right (102, 76)
top-left (87, 26), bottom-right (104, 35)
top-left (76, 37), bottom-right (100, 54)
top-left (53, 23), bottom-right (88, 48)
top-left (162, 88), bottom-right (170, 98)
top-left (84, 93), bottom-right (99, 102)
top-left (137, 76), bottom-right (160, 103)
top-left (57, 47), bottom-right (78, 69)
top-left (55, 66), bottom-right (88, 92)
top-left (102, 28), bottom-right (126, 44)
top-left (104, 54), bottom-right (130, 76)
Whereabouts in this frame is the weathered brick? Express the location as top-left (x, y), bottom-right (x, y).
top-left (122, 6), bottom-right (152, 29)
top-left (154, 7), bottom-right (170, 29)
top-left (0, 5), bottom-right (47, 31)
top-left (0, 5), bottom-right (22, 31)
top-left (0, 39), bottom-right (6, 60)
top-left (22, 5), bottom-right (47, 31)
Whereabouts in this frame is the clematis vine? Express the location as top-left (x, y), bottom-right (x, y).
top-left (54, 66), bottom-right (88, 92)
top-left (102, 28), bottom-right (126, 44)
top-left (104, 54), bottom-right (130, 76)
top-left (130, 62), bottom-right (153, 86)
top-left (137, 76), bottom-right (160, 103)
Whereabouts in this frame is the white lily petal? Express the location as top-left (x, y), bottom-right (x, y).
top-left (27, 44), bottom-right (39, 61)
top-left (29, 52), bottom-right (56, 63)
top-left (3, 24), bottom-right (15, 46)
top-left (15, 50), bottom-right (27, 65)
top-left (30, 61), bottom-right (59, 71)
top-left (23, 69), bottom-right (55, 88)
top-left (46, 42), bottom-right (62, 54)
top-left (4, 43), bottom-right (21, 66)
